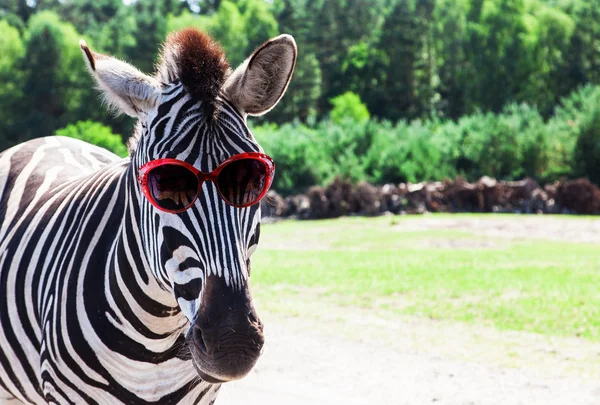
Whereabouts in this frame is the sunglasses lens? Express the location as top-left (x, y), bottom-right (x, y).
top-left (147, 165), bottom-right (198, 212)
top-left (217, 159), bottom-right (269, 207)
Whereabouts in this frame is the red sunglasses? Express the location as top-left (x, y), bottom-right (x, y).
top-left (138, 152), bottom-right (275, 213)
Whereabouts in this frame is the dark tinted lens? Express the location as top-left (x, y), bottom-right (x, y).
top-left (217, 159), bottom-right (268, 206)
top-left (147, 165), bottom-right (198, 211)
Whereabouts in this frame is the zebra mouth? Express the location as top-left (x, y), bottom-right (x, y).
top-left (186, 320), bottom-right (264, 383)
top-left (188, 329), bottom-right (227, 383)
top-left (191, 359), bottom-right (229, 383)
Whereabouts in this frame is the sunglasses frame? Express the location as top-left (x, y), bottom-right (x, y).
top-left (138, 152), bottom-right (275, 213)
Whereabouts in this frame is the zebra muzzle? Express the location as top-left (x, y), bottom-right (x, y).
top-left (185, 277), bottom-right (264, 383)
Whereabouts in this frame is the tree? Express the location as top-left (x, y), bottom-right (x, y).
top-left (38, 0), bottom-right (122, 33)
top-left (553, 0), bottom-right (600, 101)
top-left (125, 0), bottom-right (168, 74)
top-left (329, 92), bottom-right (370, 124)
top-left (432, 0), bottom-right (469, 119)
top-left (516, 2), bottom-right (574, 116)
top-left (307, 0), bottom-right (387, 115)
top-left (240, 0), bottom-right (278, 55)
top-left (273, 0), bottom-right (386, 118)
top-left (369, 0), bottom-right (434, 120)
top-left (573, 106), bottom-right (600, 184)
top-left (269, 0), bottom-right (324, 122)
top-left (205, 0), bottom-right (247, 66)
top-left (167, 10), bottom-right (211, 33)
top-left (0, 20), bottom-right (26, 150)
top-left (193, 0), bottom-right (222, 14)
top-left (16, 12), bottom-right (92, 146)
top-left (270, 51), bottom-right (322, 123)
top-left (464, 0), bottom-right (529, 113)
top-left (0, 0), bottom-right (35, 23)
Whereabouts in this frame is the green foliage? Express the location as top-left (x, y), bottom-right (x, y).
top-left (35, 0), bottom-right (139, 63)
top-left (517, 2), bottom-right (575, 115)
top-left (15, 12), bottom-right (94, 147)
top-left (253, 123), bottom-right (328, 195)
top-left (167, 11), bottom-right (211, 33)
top-left (536, 85), bottom-right (600, 182)
top-left (315, 119), bottom-right (370, 183)
top-left (271, 51), bottom-right (322, 123)
top-left (269, 0), bottom-right (323, 122)
top-left (573, 107), bottom-right (600, 185)
top-left (0, 20), bottom-right (25, 146)
top-left (56, 120), bottom-right (128, 157)
top-left (195, 0), bottom-right (222, 15)
top-left (240, 0), bottom-right (279, 55)
top-left (370, 0), bottom-right (435, 120)
top-left (432, 0), bottom-right (469, 119)
top-left (205, 1), bottom-right (248, 66)
top-left (329, 92), bottom-right (370, 125)
top-left (551, 85), bottom-right (600, 184)
top-left (0, 0), bottom-right (35, 23)
top-left (365, 120), bottom-right (455, 184)
top-left (0, 20), bottom-right (24, 79)
top-left (255, 84), bottom-right (600, 192)
top-left (304, 0), bottom-right (388, 114)
top-left (1, 0), bottom-right (600, 129)
top-left (3, 0), bottom-right (600, 189)
top-left (124, 1), bottom-right (168, 73)
top-left (455, 106), bottom-right (544, 180)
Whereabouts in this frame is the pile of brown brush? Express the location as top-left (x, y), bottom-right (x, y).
top-left (261, 177), bottom-right (600, 219)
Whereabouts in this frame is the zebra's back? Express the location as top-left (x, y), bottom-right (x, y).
top-left (0, 136), bottom-right (121, 217)
top-left (0, 136), bottom-right (124, 404)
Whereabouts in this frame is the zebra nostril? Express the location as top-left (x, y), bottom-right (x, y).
top-left (195, 329), bottom-right (208, 354)
top-left (248, 311), bottom-right (263, 331)
top-left (248, 311), bottom-right (258, 324)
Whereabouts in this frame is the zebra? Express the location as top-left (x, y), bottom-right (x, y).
top-left (0, 28), bottom-right (296, 404)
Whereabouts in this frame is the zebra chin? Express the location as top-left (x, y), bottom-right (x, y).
top-left (185, 313), bottom-right (265, 383)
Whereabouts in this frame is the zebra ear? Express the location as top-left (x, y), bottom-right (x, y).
top-left (79, 40), bottom-right (161, 117)
top-left (223, 35), bottom-right (297, 116)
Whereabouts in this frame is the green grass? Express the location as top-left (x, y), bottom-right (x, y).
top-left (251, 215), bottom-right (600, 340)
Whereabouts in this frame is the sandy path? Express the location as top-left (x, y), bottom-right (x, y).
top-left (395, 215), bottom-right (600, 245)
top-left (217, 313), bottom-right (600, 405)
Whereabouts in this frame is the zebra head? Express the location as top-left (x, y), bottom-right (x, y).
top-left (80, 29), bottom-right (296, 383)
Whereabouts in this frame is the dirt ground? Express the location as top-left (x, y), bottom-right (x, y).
top-left (217, 216), bottom-right (600, 405)
top-left (396, 215), bottom-right (600, 245)
top-left (218, 313), bottom-right (600, 405)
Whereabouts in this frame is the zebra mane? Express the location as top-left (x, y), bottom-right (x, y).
top-left (155, 28), bottom-right (230, 102)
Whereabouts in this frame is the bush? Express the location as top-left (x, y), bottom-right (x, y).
top-left (456, 106), bottom-right (536, 180)
top-left (56, 120), bottom-right (128, 157)
top-left (325, 177), bottom-right (357, 217)
top-left (252, 84), bottom-right (600, 194)
top-left (329, 91), bottom-right (370, 125)
top-left (254, 118), bottom-right (371, 195)
top-left (552, 85), bottom-right (600, 184)
top-left (364, 119), bottom-right (455, 184)
top-left (555, 178), bottom-right (600, 214)
top-left (253, 122), bottom-right (330, 195)
top-left (316, 118), bottom-right (370, 183)
top-left (542, 85), bottom-right (600, 182)
top-left (573, 106), bottom-right (600, 184)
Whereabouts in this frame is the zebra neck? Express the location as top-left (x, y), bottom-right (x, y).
top-left (104, 164), bottom-right (186, 348)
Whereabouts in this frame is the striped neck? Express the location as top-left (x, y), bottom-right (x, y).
top-left (104, 162), bottom-right (187, 353)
